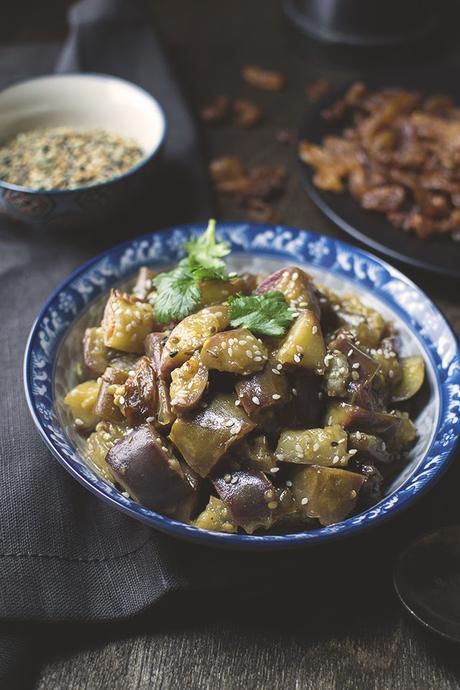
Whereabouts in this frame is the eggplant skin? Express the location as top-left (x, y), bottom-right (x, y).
top-left (169, 394), bottom-right (256, 478)
top-left (106, 425), bottom-right (194, 514)
top-left (213, 469), bottom-right (278, 533)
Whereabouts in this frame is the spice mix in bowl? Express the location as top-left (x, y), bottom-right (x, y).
top-left (0, 73), bottom-right (166, 229)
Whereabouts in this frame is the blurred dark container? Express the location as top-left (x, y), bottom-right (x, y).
top-left (282, 0), bottom-right (439, 46)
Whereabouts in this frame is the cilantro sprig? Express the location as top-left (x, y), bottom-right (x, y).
top-left (228, 291), bottom-right (296, 336)
top-left (154, 220), bottom-right (230, 323)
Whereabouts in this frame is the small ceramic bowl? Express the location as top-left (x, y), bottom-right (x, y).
top-left (24, 222), bottom-right (460, 550)
top-left (0, 73), bottom-right (166, 229)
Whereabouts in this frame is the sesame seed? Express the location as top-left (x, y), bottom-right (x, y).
top-left (349, 449), bottom-right (358, 456)
top-left (292, 271), bottom-right (299, 280)
top-left (313, 443), bottom-right (320, 451)
top-left (332, 455), bottom-right (340, 464)
top-left (245, 350), bottom-right (253, 358)
top-left (347, 349), bottom-right (353, 357)
top-left (350, 490), bottom-right (357, 499)
top-left (161, 446), bottom-right (169, 453)
top-left (118, 396), bottom-right (125, 405)
top-left (351, 371), bottom-right (360, 381)
top-left (225, 419), bottom-right (234, 427)
top-left (294, 354), bottom-right (301, 363)
top-left (254, 356), bottom-right (262, 362)
top-left (312, 325), bottom-right (318, 335)
top-left (301, 497), bottom-right (309, 505)
top-left (272, 368), bottom-right (281, 375)
top-left (234, 399), bottom-right (241, 406)
top-left (292, 388), bottom-right (297, 396)
top-left (128, 370), bottom-right (135, 377)
top-left (146, 416), bottom-right (155, 423)
top-left (276, 453), bottom-right (285, 461)
top-left (272, 393), bottom-right (281, 400)
top-left (356, 431), bottom-right (362, 439)
top-left (252, 396), bottom-right (260, 405)
top-left (268, 501), bottom-right (278, 510)
top-left (286, 480), bottom-right (293, 487)
top-left (352, 362), bottom-right (360, 369)
top-left (224, 474), bottom-right (232, 483)
top-left (75, 418), bottom-right (84, 426)
top-left (231, 475), bottom-right (239, 484)
top-left (270, 467), bottom-right (280, 474)
top-left (388, 370), bottom-right (394, 378)
top-left (295, 444), bottom-right (303, 454)
top-left (276, 363), bottom-right (283, 370)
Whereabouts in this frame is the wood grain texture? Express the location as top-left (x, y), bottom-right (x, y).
top-left (2, 0), bottom-right (459, 687)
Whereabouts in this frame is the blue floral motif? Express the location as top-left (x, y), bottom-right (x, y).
top-left (23, 222), bottom-right (460, 550)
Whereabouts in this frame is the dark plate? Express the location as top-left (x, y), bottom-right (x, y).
top-left (298, 72), bottom-right (460, 278)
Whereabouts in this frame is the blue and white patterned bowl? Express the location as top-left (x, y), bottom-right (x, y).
top-left (24, 222), bottom-right (460, 550)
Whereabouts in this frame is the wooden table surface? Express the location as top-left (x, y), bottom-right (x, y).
top-left (4, 1), bottom-right (460, 687)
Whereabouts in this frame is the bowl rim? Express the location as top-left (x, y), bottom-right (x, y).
top-left (23, 221), bottom-right (460, 550)
top-left (0, 72), bottom-right (167, 196)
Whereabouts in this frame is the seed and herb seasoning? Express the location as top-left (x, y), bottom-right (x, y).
top-left (0, 127), bottom-right (144, 190)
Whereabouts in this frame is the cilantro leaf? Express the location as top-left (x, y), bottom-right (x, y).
top-left (153, 219), bottom-right (232, 323)
top-left (228, 291), bottom-right (296, 336)
top-left (153, 266), bottom-right (201, 323)
top-left (183, 219), bottom-right (230, 271)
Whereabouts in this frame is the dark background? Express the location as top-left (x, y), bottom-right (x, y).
top-left (5, 1), bottom-right (460, 687)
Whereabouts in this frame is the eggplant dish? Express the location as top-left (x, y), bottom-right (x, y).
top-left (64, 221), bottom-right (424, 534)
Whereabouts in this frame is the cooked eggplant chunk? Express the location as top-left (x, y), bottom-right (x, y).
top-left (106, 424), bottom-right (196, 515)
top-left (83, 327), bottom-right (110, 376)
top-left (256, 266), bottom-right (320, 317)
top-left (101, 290), bottom-right (156, 353)
top-left (386, 411), bottom-right (417, 453)
top-left (213, 469), bottom-right (278, 533)
top-left (335, 294), bottom-right (385, 348)
top-left (170, 353), bottom-right (209, 412)
top-left (391, 356), bottom-right (425, 401)
top-left (347, 458), bottom-right (384, 507)
top-left (348, 431), bottom-right (392, 464)
top-left (201, 328), bottom-right (268, 375)
top-left (291, 465), bottom-right (365, 526)
top-left (235, 359), bottom-right (290, 417)
top-left (161, 305), bottom-right (229, 377)
top-left (326, 401), bottom-right (401, 439)
top-left (276, 424), bottom-right (349, 466)
top-left (194, 496), bottom-right (237, 533)
top-left (237, 435), bottom-right (278, 473)
top-left (71, 224), bottom-right (424, 534)
top-left (122, 356), bottom-right (158, 426)
top-left (94, 366), bottom-right (127, 423)
top-left (169, 393), bottom-right (256, 477)
top-left (144, 333), bottom-right (175, 428)
top-left (329, 335), bottom-right (380, 387)
top-left (64, 380), bottom-right (101, 430)
top-left (86, 421), bottom-right (127, 481)
top-left (200, 274), bottom-right (256, 307)
top-left (277, 310), bottom-right (326, 370)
